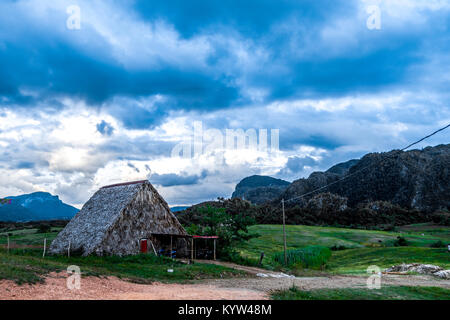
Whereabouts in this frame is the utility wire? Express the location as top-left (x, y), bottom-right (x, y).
top-left (283, 123), bottom-right (450, 204)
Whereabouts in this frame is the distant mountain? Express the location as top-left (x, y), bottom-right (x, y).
top-left (0, 192), bottom-right (79, 222)
top-left (325, 159), bottom-right (359, 175)
top-left (170, 206), bottom-right (189, 213)
top-left (281, 144), bottom-right (450, 211)
top-left (231, 175), bottom-right (290, 204)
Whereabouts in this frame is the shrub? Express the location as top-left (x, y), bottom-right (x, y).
top-left (36, 224), bottom-right (51, 233)
top-left (431, 211), bottom-right (450, 226)
top-left (393, 236), bottom-right (408, 247)
top-left (227, 251), bottom-right (260, 267)
top-left (272, 246), bottom-right (331, 269)
top-left (430, 240), bottom-right (446, 248)
top-left (330, 245), bottom-right (348, 251)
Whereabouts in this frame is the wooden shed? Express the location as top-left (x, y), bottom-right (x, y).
top-left (49, 180), bottom-right (189, 256)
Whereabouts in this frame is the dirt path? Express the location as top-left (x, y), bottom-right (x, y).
top-left (195, 260), bottom-right (450, 292)
top-left (194, 260), bottom-right (286, 276)
top-left (1, 263), bottom-right (449, 300)
top-left (204, 274), bottom-right (450, 293)
top-left (0, 272), bottom-right (267, 300)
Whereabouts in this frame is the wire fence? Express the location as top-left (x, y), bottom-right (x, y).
top-left (0, 233), bottom-right (51, 258)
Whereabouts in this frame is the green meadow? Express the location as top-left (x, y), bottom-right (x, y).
top-left (236, 223), bottom-right (450, 274)
top-left (0, 227), bottom-right (243, 284)
top-left (1, 223), bottom-right (449, 285)
top-left (272, 286), bottom-right (450, 300)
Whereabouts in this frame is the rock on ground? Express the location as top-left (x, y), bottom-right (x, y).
top-left (385, 263), bottom-right (450, 279)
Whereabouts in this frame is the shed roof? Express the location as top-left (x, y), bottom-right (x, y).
top-left (101, 180), bottom-right (148, 189)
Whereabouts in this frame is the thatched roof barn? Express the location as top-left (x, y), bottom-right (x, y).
top-left (49, 180), bottom-right (188, 256)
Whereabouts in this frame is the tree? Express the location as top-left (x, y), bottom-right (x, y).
top-left (185, 205), bottom-right (256, 258)
top-left (37, 224), bottom-right (51, 233)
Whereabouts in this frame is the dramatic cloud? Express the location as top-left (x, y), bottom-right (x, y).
top-left (150, 171), bottom-right (208, 187)
top-left (0, 0), bottom-right (449, 206)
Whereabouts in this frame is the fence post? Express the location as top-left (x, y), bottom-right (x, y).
top-left (191, 238), bottom-right (194, 261)
top-left (68, 241), bottom-right (71, 258)
top-left (282, 199), bottom-right (287, 266)
top-left (7, 234), bottom-right (10, 254)
top-left (43, 238), bottom-right (47, 258)
top-left (259, 252), bottom-right (265, 266)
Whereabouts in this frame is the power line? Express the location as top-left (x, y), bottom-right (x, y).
top-left (283, 123), bottom-right (450, 204)
top-left (401, 123), bottom-right (450, 151)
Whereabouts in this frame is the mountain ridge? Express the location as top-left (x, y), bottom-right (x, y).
top-left (231, 175), bottom-right (290, 204)
top-left (232, 144), bottom-right (450, 212)
top-left (281, 144), bottom-right (450, 211)
top-left (0, 192), bottom-right (79, 222)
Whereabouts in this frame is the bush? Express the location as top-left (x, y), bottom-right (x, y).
top-left (393, 236), bottom-right (408, 247)
top-left (330, 245), bottom-right (348, 251)
top-left (272, 246), bottom-right (331, 269)
top-left (431, 211), bottom-right (450, 226)
top-left (227, 251), bottom-right (261, 267)
top-left (36, 224), bottom-right (51, 233)
top-left (430, 240), bottom-right (446, 248)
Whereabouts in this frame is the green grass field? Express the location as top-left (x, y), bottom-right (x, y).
top-left (237, 224), bottom-right (450, 274)
top-left (0, 227), bottom-right (62, 246)
top-left (272, 286), bottom-right (450, 300)
top-left (0, 228), bottom-right (244, 284)
top-left (1, 223), bottom-right (449, 285)
top-left (0, 248), bottom-right (244, 284)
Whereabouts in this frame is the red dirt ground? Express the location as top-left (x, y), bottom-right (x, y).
top-left (0, 272), bottom-right (267, 300)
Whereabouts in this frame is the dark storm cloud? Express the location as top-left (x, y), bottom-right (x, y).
top-left (133, 0), bottom-right (353, 38)
top-left (0, 0), bottom-right (448, 130)
top-left (149, 170), bottom-right (208, 187)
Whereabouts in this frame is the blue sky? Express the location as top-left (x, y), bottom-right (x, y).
top-left (0, 0), bottom-right (449, 207)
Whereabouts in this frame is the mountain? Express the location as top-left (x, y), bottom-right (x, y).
top-left (0, 192), bottom-right (79, 222)
top-left (281, 144), bottom-right (450, 211)
top-left (170, 206), bottom-right (189, 213)
top-left (231, 175), bottom-right (290, 204)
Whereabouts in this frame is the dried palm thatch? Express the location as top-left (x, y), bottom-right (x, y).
top-left (49, 180), bottom-right (187, 256)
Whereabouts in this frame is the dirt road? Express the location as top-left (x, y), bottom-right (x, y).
top-left (195, 260), bottom-right (450, 292)
top-left (0, 272), bottom-right (267, 300)
top-left (1, 261), bottom-right (449, 300)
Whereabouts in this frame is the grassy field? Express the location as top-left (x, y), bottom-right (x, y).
top-left (0, 227), bottom-right (62, 246)
top-left (0, 228), bottom-right (247, 285)
top-left (0, 248), bottom-right (244, 284)
top-left (1, 223), bottom-right (449, 285)
top-left (272, 286), bottom-right (450, 300)
top-left (237, 224), bottom-right (450, 274)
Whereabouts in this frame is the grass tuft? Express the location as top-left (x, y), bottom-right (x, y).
top-left (272, 246), bottom-right (331, 269)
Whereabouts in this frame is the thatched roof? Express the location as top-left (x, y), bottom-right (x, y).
top-left (49, 180), bottom-right (187, 256)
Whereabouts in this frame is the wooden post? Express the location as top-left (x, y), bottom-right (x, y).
top-left (191, 238), bottom-right (194, 261)
top-left (259, 252), bottom-right (265, 266)
top-left (150, 240), bottom-right (157, 256)
top-left (213, 239), bottom-right (216, 261)
top-left (42, 238), bottom-right (47, 258)
top-left (68, 241), bottom-right (71, 258)
top-left (282, 199), bottom-right (287, 266)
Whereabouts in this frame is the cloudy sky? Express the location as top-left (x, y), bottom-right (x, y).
top-left (1, 0), bottom-right (449, 208)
